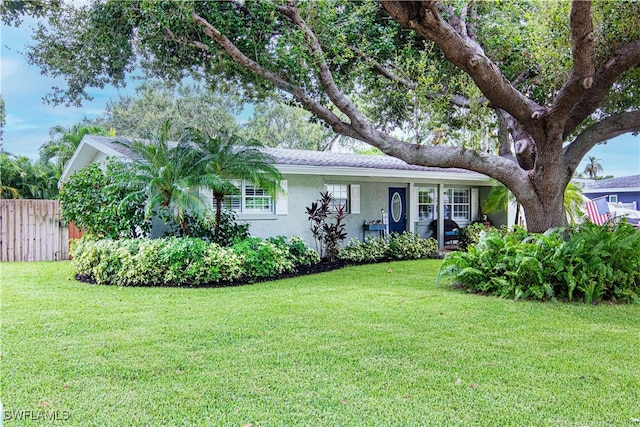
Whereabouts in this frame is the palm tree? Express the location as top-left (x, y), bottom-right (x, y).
top-left (0, 153), bottom-right (58, 199)
top-left (115, 125), bottom-right (220, 236)
top-left (0, 152), bottom-right (21, 199)
top-left (583, 156), bottom-right (604, 180)
top-left (41, 124), bottom-right (108, 171)
top-left (191, 129), bottom-right (282, 240)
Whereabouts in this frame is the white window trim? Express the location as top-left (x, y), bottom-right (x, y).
top-left (223, 180), bottom-right (275, 215)
top-left (324, 183), bottom-right (351, 213)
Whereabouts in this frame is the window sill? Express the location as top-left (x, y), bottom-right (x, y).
top-left (236, 214), bottom-right (278, 221)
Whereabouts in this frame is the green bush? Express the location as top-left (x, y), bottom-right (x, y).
top-left (71, 235), bottom-right (318, 287)
top-left (163, 210), bottom-right (250, 247)
top-left (268, 236), bottom-right (321, 267)
top-left (60, 161), bottom-right (149, 238)
top-left (338, 232), bottom-right (439, 264)
top-left (458, 222), bottom-right (496, 251)
top-left (437, 222), bottom-right (640, 304)
top-left (232, 237), bottom-right (295, 281)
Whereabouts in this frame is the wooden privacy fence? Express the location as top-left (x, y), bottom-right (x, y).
top-left (0, 200), bottom-right (70, 262)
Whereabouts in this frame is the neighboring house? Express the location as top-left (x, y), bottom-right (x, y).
top-left (576, 175), bottom-right (640, 211)
top-left (61, 135), bottom-right (509, 248)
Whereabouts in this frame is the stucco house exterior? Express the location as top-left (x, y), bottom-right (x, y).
top-left (61, 135), bottom-right (510, 248)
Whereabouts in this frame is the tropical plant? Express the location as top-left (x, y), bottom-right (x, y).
top-left (190, 129), bottom-right (282, 241)
top-left (41, 123), bottom-right (109, 171)
top-left (0, 152), bottom-right (59, 199)
top-left (583, 156), bottom-right (604, 179)
top-left (306, 191), bottom-right (348, 262)
top-left (114, 124), bottom-right (219, 236)
top-left (437, 222), bottom-right (640, 304)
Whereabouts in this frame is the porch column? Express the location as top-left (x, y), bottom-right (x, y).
top-left (408, 182), bottom-right (416, 233)
top-left (437, 183), bottom-right (445, 248)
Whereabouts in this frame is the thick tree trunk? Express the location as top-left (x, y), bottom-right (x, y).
top-left (520, 193), bottom-right (568, 233)
top-left (514, 131), bottom-right (570, 233)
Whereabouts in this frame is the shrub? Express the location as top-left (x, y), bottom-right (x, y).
top-left (268, 236), bottom-right (321, 267)
top-left (232, 237), bottom-right (295, 281)
top-left (71, 235), bottom-right (318, 287)
top-left (163, 210), bottom-right (250, 247)
top-left (60, 161), bottom-right (149, 238)
top-left (437, 222), bottom-right (640, 304)
top-left (306, 191), bottom-right (348, 261)
top-left (338, 232), bottom-right (439, 264)
top-left (387, 232), bottom-right (440, 260)
top-left (458, 222), bottom-right (495, 251)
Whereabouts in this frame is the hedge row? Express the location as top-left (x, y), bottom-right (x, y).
top-left (72, 236), bottom-right (320, 287)
top-left (338, 232), bottom-right (440, 263)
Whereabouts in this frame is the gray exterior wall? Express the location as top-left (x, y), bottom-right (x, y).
top-left (241, 173), bottom-right (500, 248)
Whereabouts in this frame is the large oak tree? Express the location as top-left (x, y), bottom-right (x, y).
top-left (5, 0), bottom-right (640, 232)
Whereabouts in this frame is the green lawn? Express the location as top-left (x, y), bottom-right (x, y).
top-left (1, 260), bottom-right (639, 426)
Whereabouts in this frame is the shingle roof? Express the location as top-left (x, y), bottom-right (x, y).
top-left (264, 147), bottom-right (475, 174)
top-left (86, 135), bottom-right (481, 176)
top-left (581, 175), bottom-right (640, 190)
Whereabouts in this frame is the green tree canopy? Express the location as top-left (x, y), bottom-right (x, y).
top-left (241, 100), bottom-right (356, 151)
top-left (8, 0), bottom-right (640, 232)
top-left (0, 152), bottom-right (58, 199)
top-left (41, 123), bottom-right (109, 172)
top-left (92, 80), bottom-right (242, 140)
top-left (190, 129), bottom-right (282, 240)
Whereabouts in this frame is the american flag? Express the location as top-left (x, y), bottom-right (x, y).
top-left (585, 198), bottom-right (610, 225)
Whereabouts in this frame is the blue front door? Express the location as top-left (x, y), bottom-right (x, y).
top-left (388, 187), bottom-right (407, 234)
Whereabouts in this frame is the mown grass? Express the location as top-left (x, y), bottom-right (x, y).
top-left (1, 260), bottom-right (639, 426)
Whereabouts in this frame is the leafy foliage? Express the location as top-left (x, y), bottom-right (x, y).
top-left (59, 161), bottom-right (148, 238)
top-left (0, 152), bottom-right (59, 199)
top-left (162, 210), bottom-right (250, 247)
top-left (91, 80), bottom-right (241, 139)
top-left (189, 128), bottom-right (282, 241)
top-left (71, 235), bottom-right (320, 287)
top-left (437, 222), bottom-right (640, 304)
top-left (339, 232), bottom-right (440, 264)
top-left (41, 123), bottom-right (108, 172)
top-left (458, 223), bottom-right (495, 252)
top-left (306, 191), bottom-right (348, 262)
top-left (231, 237), bottom-right (295, 281)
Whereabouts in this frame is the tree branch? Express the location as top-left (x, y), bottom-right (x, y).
top-left (190, 11), bottom-right (359, 141)
top-left (380, 0), bottom-right (545, 140)
top-left (349, 46), bottom-right (476, 108)
top-left (548, 1), bottom-right (595, 130)
top-left (563, 38), bottom-right (640, 139)
top-left (275, 4), bottom-right (383, 145)
top-left (563, 110), bottom-right (640, 173)
top-left (191, 7), bottom-right (527, 188)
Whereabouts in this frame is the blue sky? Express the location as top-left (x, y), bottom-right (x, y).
top-left (1, 19), bottom-right (639, 177)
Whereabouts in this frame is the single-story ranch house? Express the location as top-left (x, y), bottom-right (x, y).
top-left (61, 135), bottom-right (512, 248)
